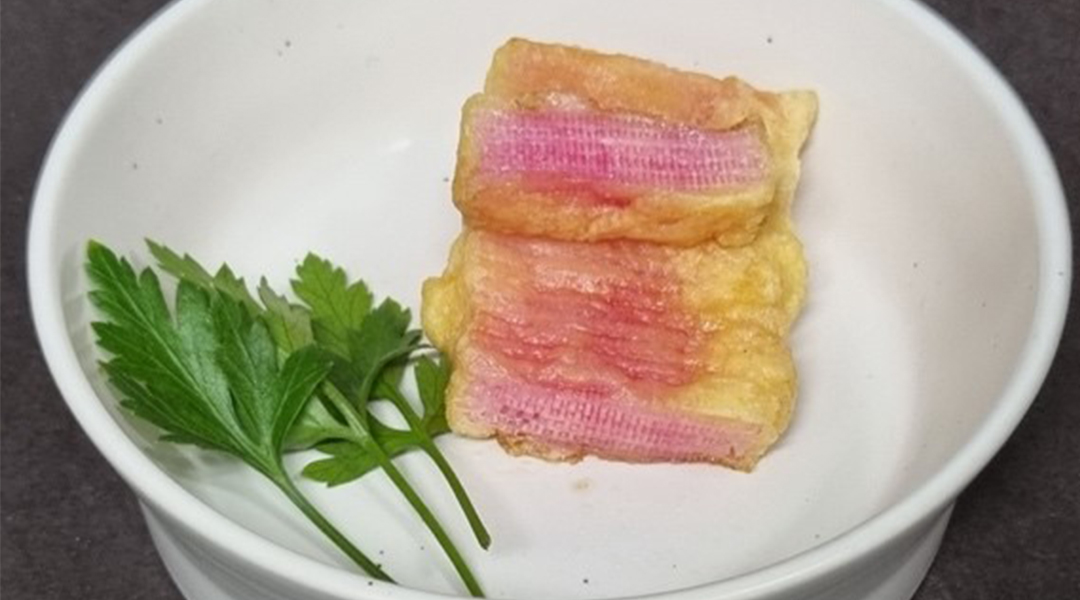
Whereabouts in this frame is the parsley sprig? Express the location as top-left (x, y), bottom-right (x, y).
top-left (87, 240), bottom-right (488, 596)
top-left (281, 255), bottom-right (487, 595)
top-left (285, 256), bottom-right (490, 546)
top-left (86, 241), bottom-right (389, 581)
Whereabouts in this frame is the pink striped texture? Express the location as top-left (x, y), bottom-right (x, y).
top-left (476, 108), bottom-right (768, 190)
top-left (464, 374), bottom-right (761, 462)
top-left (455, 232), bottom-right (760, 462)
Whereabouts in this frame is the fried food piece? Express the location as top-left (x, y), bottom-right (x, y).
top-left (425, 39), bottom-right (815, 470)
top-left (453, 39), bottom-right (817, 247)
top-left (421, 221), bottom-right (805, 470)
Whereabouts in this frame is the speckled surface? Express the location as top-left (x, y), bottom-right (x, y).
top-left (2, 1), bottom-right (1077, 599)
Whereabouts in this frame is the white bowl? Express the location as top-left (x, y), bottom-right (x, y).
top-left (28, 1), bottom-right (1071, 599)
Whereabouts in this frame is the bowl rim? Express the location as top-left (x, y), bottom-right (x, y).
top-left (27, 0), bottom-right (1072, 598)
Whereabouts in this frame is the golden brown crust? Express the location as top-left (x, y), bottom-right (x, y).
top-left (453, 39), bottom-right (818, 247)
top-left (496, 431), bottom-right (762, 472)
top-left (423, 228), bottom-right (805, 471)
top-left (485, 38), bottom-right (762, 131)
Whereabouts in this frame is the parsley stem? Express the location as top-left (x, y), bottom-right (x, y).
top-left (271, 471), bottom-right (393, 582)
top-left (372, 445), bottom-right (485, 598)
top-left (321, 383), bottom-right (374, 443)
top-left (383, 385), bottom-right (491, 549)
top-left (322, 383), bottom-right (485, 597)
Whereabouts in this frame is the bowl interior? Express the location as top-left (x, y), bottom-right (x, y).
top-left (34, 0), bottom-right (1055, 598)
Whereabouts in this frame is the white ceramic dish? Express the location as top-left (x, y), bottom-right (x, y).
top-left (28, 1), bottom-right (1071, 599)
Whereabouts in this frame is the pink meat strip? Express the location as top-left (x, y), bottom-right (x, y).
top-left (476, 108), bottom-right (768, 190)
top-left (463, 372), bottom-right (761, 463)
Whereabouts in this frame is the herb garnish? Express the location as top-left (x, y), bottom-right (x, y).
top-left (283, 255), bottom-right (485, 596)
top-left (87, 240), bottom-right (489, 596)
top-left (285, 256), bottom-right (491, 548)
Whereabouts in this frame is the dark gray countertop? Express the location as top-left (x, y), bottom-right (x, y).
top-left (2, 1), bottom-right (1077, 599)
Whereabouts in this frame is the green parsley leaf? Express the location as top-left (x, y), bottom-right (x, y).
top-left (87, 241), bottom-right (390, 582)
top-left (258, 277), bottom-right (314, 354)
top-left (414, 355), bottom-right (452, 430)
top-left (284, 392), bottom-right (353, 451)
top-left (302, 416), bottom-right (450, 484)
top-left (302, 440), bottom-right (381, 486)
top-left (291, 254), bottom-right (373, 358)
top-left (348, 299), bottom-right (420, 381)
top-left (148, 239), bottom-right (261, 317)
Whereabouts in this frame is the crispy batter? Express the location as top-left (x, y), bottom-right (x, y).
top-left (453, 39), bottom-right (817, 247)
top-left (422, 221), bottom-right (805, 470)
